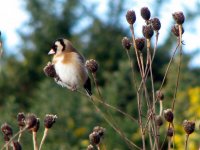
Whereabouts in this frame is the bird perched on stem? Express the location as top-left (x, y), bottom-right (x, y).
top-left (47, 38), bottom-right (92, 95)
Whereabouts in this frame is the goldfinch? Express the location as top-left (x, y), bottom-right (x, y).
top-left (48, 38), bottom-right (92, 95)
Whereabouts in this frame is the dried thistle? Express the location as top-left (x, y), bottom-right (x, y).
top-left (164, 109), bottom-right (174, 123)
top-left (171, 24), bottom-right (184, 37)
top-left (44, 114), bottom-right (57, 129)
top-left (122, 37), bottom-right (131, 50)
top-left (126, 10), bottom-right (136, 25)
top-left (17, 112), bottom-right (26, 127)
top-left (85, 59), bottom-right (99, 74)
top-left (43, 62), bottom-right (57, 78)
top-left (155, 115), bottom-right (163, 127)
top-left (172, 11), bottom-right (185, 25)
top-left (141, 7), bottom-right (151, 20)
top-left (25, 114), bottom-right (37, 129)
top-left (93, 126), bottom-right (106, 137)
top-left (156, 90), bottom-right (164, 101)
top-left (89, 132), bottom-right (101, 145)
top-left (151, 17), bottom-right (161, 31)
top-left (167, 127), bottom-right (174, 137)
top-left (142, 25), bottom-right (154, 39)
top-left (183, 120), bottom-right (195, 135)
top-left (1, 123), bottom-right (13, 138)
top-left (135, 38), bottom-right (145, 51)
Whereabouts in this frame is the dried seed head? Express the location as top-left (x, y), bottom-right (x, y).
top-left (171, 24), bottom-right (184, 37)
top-left (17, 112), bottom-right (25, 127)
top-left (44, 114), bottom-right (57, 128)
top-left (87, 144), bottom-right (94, 150)
top-left (89, 131), bottom-right (101, 145)
top-left (156, 90), bottom-right (164, 101)
top-left (32, 118), bottom-right (40, 132)
top-left (164, 109), bottom-right (174, 123)
top-left (167, 127), bottom-right (174, 137)
top-left (172, 11), bottom-right (185, 25)
top-left (1, 123), bottom-right (13, 137)
top-left (155, 115), bottom-right (164, 127)
top-left (25, 114), bottom-right (37, 129)
top-left (12, 141), bottom-right (22, 150)
top-left (126, 10), bottom-right (136, 25)
top-left (141, 7), bottom-right (151, 20)
top-left (43, 62), bottom-right (57, 78)
top-left (135, 38), bottom-right (145, 51)
top-left (122, 37), bottom-right (131, 50)
top-left (93, 126), bottom-right (106, 137)
top-left (85, 59), bottom-right (99, 73)
top-left (3, 135), bottom-right (10, 141)
top-left (151, 17), bottom-right (161, 31)
top-left (183, 120), bottom-right (195, 135)
top-left (142, 25), bottom-right (154, 39)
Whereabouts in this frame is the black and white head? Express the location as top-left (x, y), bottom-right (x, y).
top-left (48, 38), bottom-right (76, 55)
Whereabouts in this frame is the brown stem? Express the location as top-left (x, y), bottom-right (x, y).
top-left (39, 128), bottom-right (48, 150)
top-left (168, 137), bottom-right (172, 150)
top-left (33, 132), bottom-right (38, 150)
top-left (185, 134), bottom-right (189, 150)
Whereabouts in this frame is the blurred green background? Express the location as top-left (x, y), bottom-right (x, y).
top-left (0, 0), bottom-right (200, 149)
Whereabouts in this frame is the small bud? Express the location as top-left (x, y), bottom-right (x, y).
top-left (93, 126), bottom-right (106, 137)
top-left (164, 109), bottom-right (174, 123)
top-left (141, 7), bottom-right (151, 20)
top-left (85, 59), bottom-right (99, 73)
top-left (126, 10), bottom-right (136, 25)
top-left (43, 62), bottom-right (57, 78)
top-left (183, 120), bottom-right (195, 135)
top-left (89, 132), bottom-right (101, 145)
top-left (135, 38), bottom-right (145, 51)
top-left (12, 141), bottom-right (22, 150)
top-left (44, 114), bottom-right (57, 128)
top-left (142, 25), bottom-right (154, 39)
top-left (87, 144), bottom-right (94, 150)
top-left (156, 90), bottom-right (164, 101)
top-left (171, 24), bottom-right (184, 37)
top-left (155, 115), bottom-right (164, 127)
top-left (17, 112), bottom-right (25, 127)
top-left (32, 118), bottom-right (40, 132)
top-left (172, 11), bottom-right (185, 25)
top-left (151, 17), bottom-right (161, 31)
top-left (167, 127), bottom-right (174, 137)
top-left (25, 114), bottom-right (37, 129)
top-left (122, 37), bottom-right (131, 50)
top-left (1, 123), bottom-right (13, 137)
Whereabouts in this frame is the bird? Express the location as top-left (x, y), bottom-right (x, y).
top-left (48, 38), bottom-right (92, 95)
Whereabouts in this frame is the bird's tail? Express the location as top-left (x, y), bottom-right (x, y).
top-left (84, 77), bottom-right (92, 96)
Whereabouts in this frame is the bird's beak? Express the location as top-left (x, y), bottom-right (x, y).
top-left (48, 49), bottom-right (55, 55)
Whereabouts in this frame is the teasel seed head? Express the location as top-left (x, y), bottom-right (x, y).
top-left (17, 112), bottom-right (26, 127)
top-left (126, 10), bottom-right (136, 25)
top-left (122, 37), bottom-right (131, 50)
top-left (93, 126), bottom-right (106, 137)
top-left (156, 90), bottom-right (164, 101)
top-left (183, 120), bottom-right (195, 135)
top-left (87, 144), bottom-right (94, 150)
top-left (164, 109), bottom-right (174, 123)
top-left (155, 115), bottom-right (164, 127)
top-left (172, 11), bottom-right (185, 25)
top-left (171, 24), bottom-right (184, 37)
top-left (1, 123), bottom-right (13, 137)
top-left (89, 131), bottom-right (101, 145)
top-left (43, 62), bottom-right (57, 78)
top-left (44, 114), bottom-right (57, 129)
top-left (85, 59), bottom-right (99, 74)
top-left (25, 113), bottom-right (37, 129)
top-left (167, 127), bottom-right (174, 137)
top-left (135, 38), bottom-right (145, 51)
top-left (142, 25), bottom-right (154, 39)
top-left (151, 17), bottom-right (161, 31)
top-left (141, 7), bottom-right (151, 21)
top-left (32, 118), bottom-right (40, 132)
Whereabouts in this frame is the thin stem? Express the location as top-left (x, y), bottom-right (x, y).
top-left (159, 101), bottom-right (163, 116)
top-left (5, 142), bottom-right (8, 150)
top-left (39, 128), bottom-right (48, 150)
top-left (33, 132), bottom-right (38, 150)
top-left (97, 145), bottom-right (100, 150)
top-left (168, 137), bottom-right (171, 150)
top-left (17, 127), bottom-right (23, 142)
top-left (185, 134), bottom-right (189, 150)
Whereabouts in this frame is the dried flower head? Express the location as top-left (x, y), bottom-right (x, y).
top-left (126, 10), bottom-right (136, 25)
top-left (43, 62), bottom-right (57, 78)
top-left (135, 38), bottom-right (145, 51)
top-left (32, 118), bottom-right (40, 132)
top-left (89, 132), bottom-right (101, 145)
top-left (25, 114), bottom-right (37, 129)
top-left (1, 123), bottom-right (13, 137)
top-left (167, 127), bottom-right (174, 137)
top-left (142, 25), bottom-right (154, 39)
top-left (17, 112), bottom-right (25, 127)
top-left (164, 109), bottom-right (174, 123)
top-left (183, 120), bottom-right (195, 135)
top-left (93, 126), bottom-right (106, 137)
top-left (87, 144), bottom-right (94, 150)
top-left (172, 11), bottom-right (185, 25)
top-left (141, 7), bottom-right (151, 20)
top-left (44, 114), bottom-right (57, 128)
top-left (171, 24), bottom-right (184, 37)
top-left (155, 115), bottom-right (164, 127)
top-left (85, 59), bottom-right (99, 73)
top-left (151, 17), bottom-right (161, 31)
top-left (156, 90), bottom-right (164, 101)
top-left (122, 37), bottom-right (131, 50)
top-left (12, 141), bottom-right (22, 150)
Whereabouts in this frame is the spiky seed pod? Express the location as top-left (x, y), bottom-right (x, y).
top-left (1, 123), bottom-right (13, 137)
top-left (44, 114), bottom-right (57, 129)
top-left (141, 7), bottom-right (151, 20)
top-left (126, 10), bottom-right (136, 25)
top-left (85, 59), bottom-right (99, 73)
top-left (172, 11), bottom-right (185, 25)
top-left (12, 141), bottom-right (22, 150)
top-left (17, 112), bottom-right (25, 127)
top-left (164, 109), bottom-right (174, 123)
top-left (155, 115), bottom-right (164, 127)
top-left (142, 25), bottom-right (154, 39)
top-left (156, 90), bottom-right (164, 101)
top-left (167, 127), bottom-right (174, 137)
top-left (135, 38), bottom-right (145, 51)
top-left (93, 126), bottom-right (106, 137)
top-left (43, 62), bottom-right (57, 78)
top-left (122, 37), bottom-right (131, 50)
top-left (89, 132), bottom-right (101, 145)
top-left (87, 144), bottom-right (94, 150)
top-left (183, 120), bottom-right (195, 135)
top-left (171, 24), bottom-right (184, 37)
top-left (25, 114), bottom-right (37, 129)
top-left (151, 17), bottom-right (161, 31)
top-left (32, 118), bottom-right (40, 132)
